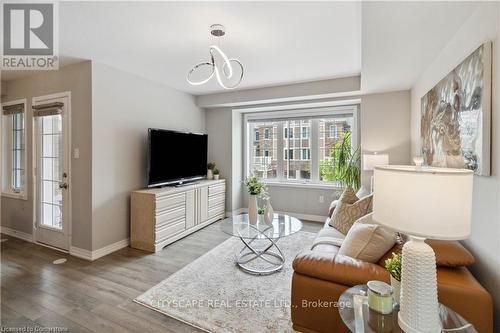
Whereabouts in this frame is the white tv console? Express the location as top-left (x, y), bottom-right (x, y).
top-left (131, 179), bottom-right (226, 252)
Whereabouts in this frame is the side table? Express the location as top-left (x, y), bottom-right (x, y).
top-left (338, 285), bottom-right (476, 333)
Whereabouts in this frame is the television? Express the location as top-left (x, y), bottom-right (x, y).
top-left (147, 128), bottom-right (208, 187)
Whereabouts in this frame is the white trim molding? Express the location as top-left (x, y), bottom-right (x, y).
top-left (0, 226), bottom-right (34, 242)
top-left (69, 238), bottom-right (130, 261)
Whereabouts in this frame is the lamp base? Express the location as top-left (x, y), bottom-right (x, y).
top-left (399, 236), bottom-right (441, 333)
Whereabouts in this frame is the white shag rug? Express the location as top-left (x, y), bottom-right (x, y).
top-left (134, 231), bottom-right (316, 333)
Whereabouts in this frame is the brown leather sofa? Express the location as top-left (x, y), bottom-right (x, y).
top-left (291, 219), bottom-right (493, 333)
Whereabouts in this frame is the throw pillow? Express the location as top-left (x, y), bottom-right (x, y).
top-left (338, 217), bottom-right (396, 263)
top-left (328, 187), bottom-right (371, 218)
top-left (329, 187), bottom-right (373, 235)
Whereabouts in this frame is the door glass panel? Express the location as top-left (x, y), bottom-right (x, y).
top-left (39, 115), bottom-right (63, 229)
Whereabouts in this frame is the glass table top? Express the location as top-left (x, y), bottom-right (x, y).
top-left (221, 213), bottom-right (302, 239)
top-left (338, 285), bottom-right (477, 333)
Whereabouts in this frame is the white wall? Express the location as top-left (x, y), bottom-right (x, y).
top-left (361, 90), bottom-right (411, 189)
top-left (197, 76), bottom-right (361, 108)
top-left (205, 90), bottom-right (411, 219)
top-left (91, 62), bottom-right (205, 250)
top-left (1, 62), bottom-right (93, 250)
top-left (410, 3), bottom-right (500, 329)
top-left (206, 108), bottom-right (233, 211)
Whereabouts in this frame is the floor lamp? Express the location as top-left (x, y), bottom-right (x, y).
top-left (372, 165), bottom-right (473, 333)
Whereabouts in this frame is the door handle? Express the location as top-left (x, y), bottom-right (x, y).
top-left (59, 183), bottom-right (68, 189)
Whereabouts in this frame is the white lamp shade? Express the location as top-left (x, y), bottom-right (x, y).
top-left (372, 165), bottom-right (473, 240)
top-left (363, 153), bottom-right (389, 171)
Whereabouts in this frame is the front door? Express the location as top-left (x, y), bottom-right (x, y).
top-left (33, 93), bottom-right (71, 251)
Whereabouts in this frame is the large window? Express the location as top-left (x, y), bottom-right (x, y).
top-left (246, 106), bottom-right (358, 185)
top-left (2, 100), bottom-right (27, 198)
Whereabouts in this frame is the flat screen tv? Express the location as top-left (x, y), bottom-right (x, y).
top-left (147, 128), bottom-right (208, 187)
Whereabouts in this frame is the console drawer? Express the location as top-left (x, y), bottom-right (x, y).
top-left (208, 184), bottom-right (225, 196)
top-left (208, 194), bottom-right (225, 208)
top-left (156, 193), bottom-right (185, 213)
top-left (208, 203), bottom-right (225, 218)
top-left (156, 206), bottom-right (185, 227)
top-left (156, 220), bottom-right (185, 243)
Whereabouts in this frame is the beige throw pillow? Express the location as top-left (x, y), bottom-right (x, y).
top-left (338, 214), bottom-right (396, 263)
top-left (329, 186), bottom-right (373, 235)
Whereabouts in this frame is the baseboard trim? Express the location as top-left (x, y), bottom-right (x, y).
top-left (225, 208), bottom-right (246, 217)
top-left (70, 238), bottom-right (130, 261)
top-left (277, 211), bottom-right (326, 223)
top-left (225, 208), bottom-right (326, 223)
top-left (0, 226), bottom-right (34, 242)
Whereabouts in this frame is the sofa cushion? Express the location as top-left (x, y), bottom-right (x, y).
top-left (329, 187), bottom-right (373, 234)
top-left (292, 249), bottom-right (390, 286)
top-left (311, 227), bottom-right (346, 250)
top-left (427, 240), bottom-right (475, 267)
top-left (338, 216), bottom-right (396, 263)
top-left (377, 240), bottom-right (475, 267)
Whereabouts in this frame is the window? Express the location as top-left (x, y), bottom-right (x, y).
top-left (302, 126), bottom-right (310, 139)
top-left (302, 148), bottom-right (311, 160)
top-left (2, 100), bottom-right (27, 199)
top-left (330, 124), bottom-right (338, 138)
top-left (249, 121), bottom-right (278, 179)
top-left (246, 106), bottom-right (358, 185)
top-left (264, 128), bottom-right (269, 139)
top-left (255, 131), bottom-right (260, 141)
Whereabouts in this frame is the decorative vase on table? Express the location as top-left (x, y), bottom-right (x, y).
top-left (264, 199), bottom-right (274, 224)
top-left (207, 169), bottom-right (213, 180)
top-left (248, 195), bottom-right (258, 224)
top-left (390, 275), bottom-right (400, 305)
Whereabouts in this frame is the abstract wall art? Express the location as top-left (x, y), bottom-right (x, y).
top-left (421, 42), bottom-right (492, 176)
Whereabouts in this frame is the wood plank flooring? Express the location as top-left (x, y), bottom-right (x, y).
top-left (1, 220), bottom-right (322, 332)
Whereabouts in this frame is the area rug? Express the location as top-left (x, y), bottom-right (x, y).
top-left (134, 231), bottom-right (316, 333)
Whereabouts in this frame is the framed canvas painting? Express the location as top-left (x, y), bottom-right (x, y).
top-left (421, 42), bottom-right (492, 176)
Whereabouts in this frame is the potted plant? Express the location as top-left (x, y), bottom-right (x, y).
top-left (207, 162), bottom-right (216, 180)
top-left (257, 207), bottom-right (265, 223)
top-left (244, 176), bottom-right (266, 224)
top-left (319, 132), bottom-right (361, 190)
top-left (385, 252), bottom-right (402, 304)
top-left (213, 168), bottom-right (220, 180)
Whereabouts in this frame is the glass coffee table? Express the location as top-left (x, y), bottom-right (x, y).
top-left (221, 213), bottom-right (302, 275)
top-left (338, 285), bottom-right (476, 333)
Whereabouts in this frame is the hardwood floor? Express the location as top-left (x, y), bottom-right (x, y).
top-left (1, 220), bottom-right (322, 332)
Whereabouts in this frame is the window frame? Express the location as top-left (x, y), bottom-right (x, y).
top-left (244, 105), bottom-right (359, 188)
top-left (1, 99), bottom-right (28, 200)
top-left (302, 148), bottom-right (311, 160)
top-left (302, 126), bottom-right (310, 139)
top-left (330, 124), bottom-right (338, 138)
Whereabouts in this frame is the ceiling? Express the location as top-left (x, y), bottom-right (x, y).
top-left (361, 1), bottom-right (480, 93)
top-left (1, 1), bottom-right (362, 95)
top-left (2, 2), bottom-right (481, 96)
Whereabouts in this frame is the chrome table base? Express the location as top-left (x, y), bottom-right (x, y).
top-left (236, 224), bottom-right (285, 275)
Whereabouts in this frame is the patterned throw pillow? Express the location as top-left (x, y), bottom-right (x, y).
top-left (329, 186), bottom-right (373, 235)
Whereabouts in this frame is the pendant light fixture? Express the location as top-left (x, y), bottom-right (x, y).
top-left (187, 24), bottom-right (243, 89)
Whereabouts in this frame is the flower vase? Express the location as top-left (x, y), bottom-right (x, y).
top-left (248, 194), bottom-right (258, 224)
top-left (391, 275), bottom-right (400, 305)
top-left (207, 169), bottom-right (213, 180)
top-left (264, 200), bottom-right (274, 224)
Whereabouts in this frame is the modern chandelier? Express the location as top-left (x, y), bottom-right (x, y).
top-left (187, 24), bottom-right (244, 90)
